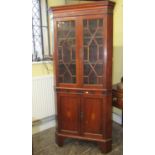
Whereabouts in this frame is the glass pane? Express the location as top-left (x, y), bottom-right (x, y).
top-left (32, 0), bottom-right (43, 60)
top-left (57, 21), bottom-right (76, 83)
top-left (83, 19), bottom-right (104, 85)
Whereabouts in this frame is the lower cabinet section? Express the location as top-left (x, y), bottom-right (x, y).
top-left (56, 92), bottom-right (112, 153)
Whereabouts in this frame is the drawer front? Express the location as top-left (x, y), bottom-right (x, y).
top-left (56, 87), bottom-right (111, 95)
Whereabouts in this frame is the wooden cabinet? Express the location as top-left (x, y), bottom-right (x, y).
top-left (50, 1), bottom-right (115, 153)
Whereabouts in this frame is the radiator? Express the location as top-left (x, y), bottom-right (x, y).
top-left (32, 75), bottom-right (55, 120)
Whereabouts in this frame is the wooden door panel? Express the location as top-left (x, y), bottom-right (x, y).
top-left (58, 93), bottom-right (80, 134)
top-left (82, 95), bottom-right (103, 135)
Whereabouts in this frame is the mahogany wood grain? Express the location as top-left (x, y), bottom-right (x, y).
top-left (57, 93), bottom-right (81, 134)
top-left (81, 95), bottom-right (103, 135)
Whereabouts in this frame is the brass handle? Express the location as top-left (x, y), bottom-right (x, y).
top-left (84, 91), bottom-right (89, 94)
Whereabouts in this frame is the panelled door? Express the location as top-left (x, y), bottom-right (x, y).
top-left (81, 94), bottom-right (103, 136)
top-left (58, 93), bottom-right (104, 136)
top-left (57, 93), bottom-right (81, 135)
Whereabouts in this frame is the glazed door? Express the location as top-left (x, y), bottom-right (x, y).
top-left (81, 94), bottom-right (103, 136)
top-left (57, 93), bottom-right (81, 135)
top-left (55, 19), bottom-right (80, 87)
top-left (81, 17), bottom-right (105, 87)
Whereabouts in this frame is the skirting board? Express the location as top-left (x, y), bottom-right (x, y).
top-left (112, 113), bottom-right (122, 125)
top-left (32, 115), bottom-right (56, 135)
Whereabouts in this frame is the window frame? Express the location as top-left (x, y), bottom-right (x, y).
top-left (32, 0), bottom-right (52, 62)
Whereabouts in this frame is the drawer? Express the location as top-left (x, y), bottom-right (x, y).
top-left (56, 87), bottom-right (111, 96)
